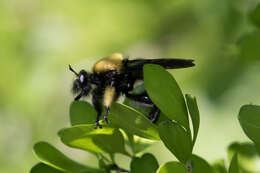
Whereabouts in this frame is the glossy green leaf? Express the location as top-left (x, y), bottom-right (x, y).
top-left (58, 125), bottom-right (128, 155)
top-left (70, 101), bottom-right (96, 126)
top-left (229, 153), bottom-right (240, 173)
top-left (159, 121), bottom-right (192, 163)
top-left (156, 161), bottom-right (188, 173)
top-left (250, 3), bottom-right (260, 28)
top-left (238, 105), bottom-right (260, 144)
top-left (130, 153), bottom-right (159, 173)
top-left (33, 142), bottom-right (101, 173)
top-left (185, 94), bottom-right (200, 147)
top-left (109, 103), bottom-right (160, 140)
top-left (30, 163), bottom-right (66, 173)
top-left (189, 154), bottom-right (214, 173)
top-left (143, 64), bottom-right (190, 131)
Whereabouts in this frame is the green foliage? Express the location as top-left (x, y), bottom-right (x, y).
top-left (130, 153), bottom-right (159, 173)
top-left (33, 142), bottom-right (102, 173)
top-left (31, 163), bottom-right (65, 173)
top-left (109, 103), bottom-right (160, 140)
top-left (185, 94), bottom-right (200, 147)
top-left (189, 155), bottom-right (213, 173)
top-left (31, 65), bottom-right (260, 173)
top-left (70, 101), bottom-right (97, 126)
top-left (58, 125), bottom-right (128, 155)
top-left (159, 121), bottom-right (192, 163)
top-left (157, 162), bottom-right (188, 173)
top-left (238, 105), bottom-right (260, 145)
top-left (228, 154), bottom-right (239, 173)
top-left (250, 3), bottom-right (260, 28)
top-left (143, 64), bottom-right (190, 131)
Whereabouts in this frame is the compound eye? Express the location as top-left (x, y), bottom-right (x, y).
top-left (79, 75), bottom-right (84, 83)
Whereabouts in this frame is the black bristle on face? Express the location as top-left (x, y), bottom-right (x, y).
top-left (72, 79), bottom-right (81, 94)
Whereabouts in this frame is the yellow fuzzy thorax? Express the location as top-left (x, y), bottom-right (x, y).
top-left (93, 53), bottom-right (124, 73)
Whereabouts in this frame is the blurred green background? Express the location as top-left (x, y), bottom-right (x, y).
top-left (1, 0), bottom-right (260, 172)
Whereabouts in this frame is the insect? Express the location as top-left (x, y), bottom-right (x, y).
top-left (69, 53), bottom-right (195, 128)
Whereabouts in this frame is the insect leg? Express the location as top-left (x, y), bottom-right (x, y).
top-left (103, 107), bottom-right (110, 123)
top-left (125, 92), bottom-right (153, 105)
top-left (92, 88), bottom-right (103, 129)
top-left (125, 92), bottom-right (160, 123)
top-left (148, 105), bottom-right (160, 123)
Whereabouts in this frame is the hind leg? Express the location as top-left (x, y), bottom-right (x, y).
top-left (125, 92), bottom-right (160, 123)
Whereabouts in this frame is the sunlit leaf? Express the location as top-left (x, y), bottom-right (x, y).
top-left (33, 142), bottom-right (101, 173)
top-left (185, 94), bottom-right (200, 147)
top-left (143, 64), bottom-right (190, 131)
top-left (58, 125), bottom-right (128, 155)
top-left (158, 121), bottom-right (192, 163)
top-left (238, 105), bottom-right (260, 144)
top-left (130, 153), bottom-right (159, 173)
top-left (156, 161), bottom-right (188, 173)
top-left (70, 101), bottom-right (96, 126)
top-left (109, 103), bottom-right (160, 140)
top-left (30, 163), bottom-right (66, 173)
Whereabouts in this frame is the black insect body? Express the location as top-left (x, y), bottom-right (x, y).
top-left (70, 53), bottom-right (195, 128)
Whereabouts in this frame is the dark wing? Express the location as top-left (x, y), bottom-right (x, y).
top-left (124, 58), bottom-right (195, 79)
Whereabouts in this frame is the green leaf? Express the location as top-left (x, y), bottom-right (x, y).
top-left (189, 154), bottom-right (213, 173)
top-left (238, 105), bottom-right (260, 144)
top-left (143, 64), bottom-right (190, 131)
top-left (229, 153), bottom-right (240, 173)
top-left (92, 128), bottom-right (129, 155)
top-left (70, 101), bottom-right (96, 126)
top-left (227, 142), bottom-right (260, 172)
top-left (109, 103), bottom-right (160, 140)
top-left (158, 121), bottom-right (192, 163)
top-left (228, 142), bottom-right (258, 160)
top-left (58, 125), bottom-right (128, 155)
top-left (30, 163), bottom-right (66, 173)
top-left (250, 3), bottom-right (260, 28)
top-left (33, 142), bottom-right (101, 173)
top-left (156, 161), bottom-right (188, 173)
top-left (125, 132), bottom-right (153, 155)
top-left (212, 160), bottom-right (228, 173)
top-left (130, 153), bottom-right (159, 173)
top-left (238, 31), bottom-right (260, 61)
top-left (185, 94), bottom-right (200, 147)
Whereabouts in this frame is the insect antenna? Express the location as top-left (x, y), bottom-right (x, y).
top-left (69, 65), bottom-right (79, 76)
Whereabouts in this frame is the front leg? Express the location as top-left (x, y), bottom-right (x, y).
top-left (92, 88), bottom-right (103, 129)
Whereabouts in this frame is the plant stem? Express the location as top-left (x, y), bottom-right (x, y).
top-left (186, 160), bottom-right (192, 173)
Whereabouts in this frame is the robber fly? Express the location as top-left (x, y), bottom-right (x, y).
top-left (69, 53), bottom-right (194, 128)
